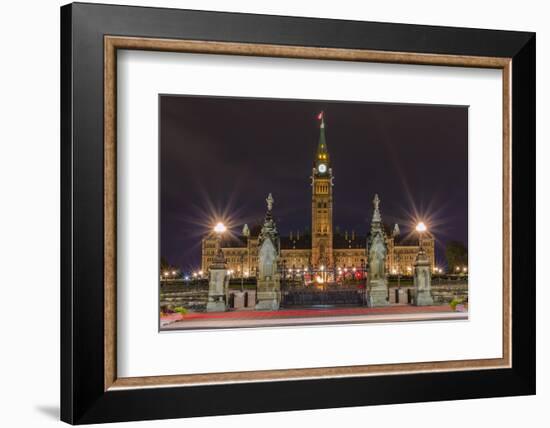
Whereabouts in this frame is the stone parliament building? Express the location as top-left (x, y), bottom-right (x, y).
top-left (200, 114), bottom-right (435, 279)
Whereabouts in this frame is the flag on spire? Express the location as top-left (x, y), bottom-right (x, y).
top-left (318, 111), bottom-right (325, 128)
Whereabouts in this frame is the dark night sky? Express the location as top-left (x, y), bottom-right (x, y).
top-left (160, 95), bottom-right (468, 273)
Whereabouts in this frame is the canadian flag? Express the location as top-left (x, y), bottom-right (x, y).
top-left (317, 111), bottom-right (324, 120)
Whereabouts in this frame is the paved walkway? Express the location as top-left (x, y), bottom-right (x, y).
top-left (161, 305), bottom-right (467, 330)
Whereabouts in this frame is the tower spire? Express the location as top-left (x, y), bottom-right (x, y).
top-left (311, 111), bottom-right (334, 268)
top-left (315, 111), bottom-right (329, 167)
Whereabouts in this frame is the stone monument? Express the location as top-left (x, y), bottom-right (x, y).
top-left (255, 193), bottom-right (281, 310)
top-left (206, 227), bottom-right (229, 312)
top-left (413, 246), bottom-right (434, 306)
top-left (366, 194), bottom-right (389, 306)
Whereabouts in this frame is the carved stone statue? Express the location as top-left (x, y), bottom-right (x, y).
top-left (258, 238), bottom-right (277, 280)
top-left (373, 193), bottom-right (380, 211)
top-left (372, 194), bottom-right (382, 223)
top-left (266, 193), bottom-right (274, 211)
top-left (366, 193), bottom-right (389, 307)
top-left (369, 235), bottom-right (387, 280)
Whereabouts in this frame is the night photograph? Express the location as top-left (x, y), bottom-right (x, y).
top-left (159, 95), bottom-right (469, 330)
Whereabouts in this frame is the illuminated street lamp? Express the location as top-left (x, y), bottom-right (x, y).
top-left (415, 221), bottom-right (427, 233)
top-left (415, 221), bottom-right (427, 250)
top-left (319, 265), bottom-right (325, 285)
top-left (211, 222), bottom-right (227, 272)
top-left (214, 222), bottom-right (227, 234)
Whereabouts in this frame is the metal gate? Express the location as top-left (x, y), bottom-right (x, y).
top-left (280, 287), bottom-right (366, 307)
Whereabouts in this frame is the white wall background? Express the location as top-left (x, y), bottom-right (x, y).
top-left (0, 1), bottom-right (546, 427)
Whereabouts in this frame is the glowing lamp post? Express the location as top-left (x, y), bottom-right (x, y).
top-left (206, 222), bottom-right (229, 312)
top-left (319, 265), bottom-right (325, 288)
top-left (413, 221), bottom-right (434, 306)
top-left (415, 221), bottom-right (427, 232)
top-left (415, 221), bottom-right (427, 249)
top-left (213, 222), bottom-right (226, 254)
top-left (214, 222), bottom-right (226, 234)
top-left (210, 222), bottom-right (228, 270)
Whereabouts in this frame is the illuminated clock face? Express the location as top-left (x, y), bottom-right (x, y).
top-left (318, 164), bottom-right (327, 173)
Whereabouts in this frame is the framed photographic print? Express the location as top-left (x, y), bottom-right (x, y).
top-left (61, 2), bottom-right (535, 424)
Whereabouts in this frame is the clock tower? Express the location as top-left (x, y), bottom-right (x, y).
top-left (311, 112), bottom-right (334, 268)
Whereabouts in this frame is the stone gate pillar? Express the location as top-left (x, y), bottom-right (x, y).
top-left (255, 193), bottom-right (281, 311)
top-left (206, 237), bottom-right (229, 312)
top-left (413, 248), bottom-right (434, 306)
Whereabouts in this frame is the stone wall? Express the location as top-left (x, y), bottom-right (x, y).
top-left (160, 282), bottom-right (208, 312)
top-left (160, 281), bottom-right (259, 312)
top-left (387, 282), bottom-right (468, 305)
top-left (431, 284), bottom-right (469, 304)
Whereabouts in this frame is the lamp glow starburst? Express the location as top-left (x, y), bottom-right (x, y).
top-left (415, 222), bottom-right (427, 233)
top-left (214, 222), bottom-right (227, 234)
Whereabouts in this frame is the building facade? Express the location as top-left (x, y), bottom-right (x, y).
top-left (200, 114), bottom-right (435, 279)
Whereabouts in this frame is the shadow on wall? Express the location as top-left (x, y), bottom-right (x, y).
top-left (35, 405), bottom-right (59, 420)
